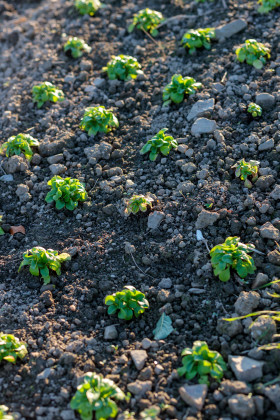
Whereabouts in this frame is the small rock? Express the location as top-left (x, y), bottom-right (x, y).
top-left (31, 153), bottom-right (42, 165)
top-left (220, 380), bottom-right (251, 395)
top-left (250, 315), bottom-right (277, 343)
top-left (268, 249), bottom-right (280, 265)
top-left (37, 368), bottom-right (53, 381)
top-left (103, 204), bottom-right (114, 215)
top-left (47, 154), bottom-right (64, 164)
top-left (191, 118), bottom-right (217, 136)
top-left (256, 93), bottom-right (275, 109)
top-left (39, 290), bottom-right (54, 307)
top-left (84, 142), bottom-right (112, 161)
top-left (187, 99), bottom-right (214, 121)
top-left (0, 174), bottom-right (13, 182)
top-left (234, 291), bottom-right (260, 316)
top-left (260, 222), bottom-right (280, 240)
top-left (252, 273), bottom-right (268, 289)
top-left (215, 19), bottom-right (247, 40)
top-left (147, 211), bottom-right (164, 230)
top-left (177, 181), bottom-right (195, 193)
top-left (16, 184), bottom-right (31, 202)
top-left (127, 380), bottom-right (152, 396)
top-left (131, 350), bottom-right (147, 370)
top-left (141, 338), bottom-right (152, 350)
top-left (93, 78), bottom-right (105, 88)
top-left (49, 164), bottom-right (67, 175)
top-left (255, 175), bottom-right (275, 190)
top-left (39, 140), bottom-right (65, 157)
top-left (253, 395), bottom-right (264, 416)
top-left (158, 278), bottom-right (172, 289)
top-left (196, 209), bottom-right (220, 229)
top-left (3, 155), bottom-right (26, 173)
top-left (258, 139), bottom-right (274, 152)
top-left (228, 356), bottom-right (264, 382)
top-left (264, 385), bottom-right (280, 410)
top-left (228, 394), bottom-right (255, 418)
top-left (124, 242), bottom-right (136, 254)
top-left (217, 315), bottom-right (243, 337)
top-left (104, 325), bottom-right (118, 340)
top-left (179, 384), bottom-right (208, 410)
top-left (270, 184), bottom-right (280, 200)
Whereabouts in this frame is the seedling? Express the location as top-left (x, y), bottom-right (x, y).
top-left (178, 340), bottom-right (226, 385)
top-left (70, 372), bottom-right (130, 420)
top-left (32, 82), bottom-right (64, 108)
top-left (163, 74), bottom-right (202, 106)
top-left (128, 8), bottom-right (164, 37)
top-left (75, 0), bottom-right (101, 16)
top-left (210, 236), bottom-right (256, 282)
top-left (181, 28), bottom-right (215, 54)
top-left (80, 106), bottom-right (119, 136)
top-left (233, 159), bottom-right (259, 188)
top-left (45, 176), bottom-right (88, 210)
top-left (235, 39), bottom-right (271, 69)
top-left (0, 216), bottom-right (5, 236)
top-left (140, 407), bottom-right (160, 420)
top-left (140, 128), bottom-right (178, 161)
top-left (0, 133), bottom-right (39, 160)
top-left (105, 285), bottom-right (149, 320)
top-left (18, 246), bottom-right (71, 284)
top-left (64, 37), bottom-right (91, 58)
top-left (247, 102), bottom-right (262, 117)
top-left (0, 405), bottom-right (14, 420)
top-left (258, 0), bottom-right (280, 13)
top-left (103, 55), bottom-right (143, 81)
top-left (125, 194), bottom-right (153, 215)
top-left (0, 333), bottom-right (27, 364)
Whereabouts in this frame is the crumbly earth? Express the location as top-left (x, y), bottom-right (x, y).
top-left (0, 0), bottom-right (280, 419)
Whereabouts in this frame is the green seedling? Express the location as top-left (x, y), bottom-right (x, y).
top-left (103, 55), bottom-right (143, 81)
top-left (125, 194), bottom-right (153, 215)
top-left (0, 405), bottom-right (14, 420)
top-left (80, 106), bottom-right (119, 136)
top-left (233, 159), bottom-right (259, 188)
top-left (258, 0), bottom-right (280, 13)
top-left (70, 372), bottom-right (130, 420)
top-left (0, 333), bottom-right (27, 364)
top-left (64, 37), bottom-right (91, 58)
top-left (140, 128), bottom-right (178, 161)
top-left (0, 133), bottom-right (39, 160)
top-left (163, 74), bottom-right (202, 106)
top-left (181, 28), bottom-right (215, 54)
top-left (140, 406), bottom-right (160, 420)
top-left (235, 39), bottom-right (271, 69)
top-left (32, 82), bottom-right (64, 108)
top-left (105, 285), bottom-right (149, 320)
top-left (177, 340), bottom-right (226, 385)
top-left (210, 236), bottom-right (256, 282)
top-left (18, 246), bottom-right (71, 284)
top-left (75, 0), bottom-right (101, 16)
top-left (247, 102), bottom-right (262, 117)
top-left (0, 216), bottom-right (5, 236)
top-left (128, 8), bottom-right (164, 37)
top-left (45, 176), bottom-right (88, 210)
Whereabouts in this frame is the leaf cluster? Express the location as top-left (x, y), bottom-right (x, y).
top-left (181, 28), bottom-right (215, 54)
top-left (258, 0), bottom-right (280, 13)
top-left (0, 133), bottom-right (39, 160)
top-left (140, 406), bottom-right (160, 420)
top-left (103, 55), bottom-right (143, 81)
top-left (140, 128), bottom-right (178, 161)
top-left (45, 176), bottom-right (88, 210)
top-left (128, 8), bottom-right (164, 37)
top-left (0, 406), bottom-right (14, 420)
top-left (32, 82), bottom-right (64, 108)
top-left (247, 102), bottom-right (262, 117)
top-left (233, 158), bottom-right (259, 188)
top-left (70, 372), bottom-right (129, 420)
top-left (210, 236), bottom-right (256, 282)
top-left (0, 216), bottom-right (4, 236)
top-left (105, 286), bottom-right (149, 320)
top-left (0, 333), bottom-right (27, 364)
top-left (18, 246), bottom-right (71, 284)
top-left (80, 106), bottom-right (119, 136)
top-left (235, 39), bottom-right (271, 69)
top-left (163, 74), bottom-right (202, 106)
top-left (75, 0), bottom-right (101, 16)
top-left (125, 194), bottom-right (153, 215)
top-left (177, 340), bottom-right (226, 385)
top-left (64, 37), bottom-right (91, 58)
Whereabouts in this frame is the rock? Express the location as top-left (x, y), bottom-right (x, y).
top-left (268, 250), bottom-right (280, 265)
top-left (127, 380), bottom-right (152, 396)
top-left (228, 394), bottom-right (255, 418)
top-left (158, 278), bottom-right (172, 289)
top-left (47, 154), bottom-right (64, 164)
top-left (141, 338), bottom-right (152, 350)
top-left (264, 385), bottom-right (280, 410)
top-left (36, 368), bottom-right (53, 381)
top-left (196, 209), bottom-right (220, 229)
top-left (124, 242), bottom-right (136, 254)
top-left (0, 174), bottom-right (13, 182)
top-left (270, 184), bottom-right (280, 200)
top-left (93, 78), bottom-right (106, 88)
top-left (260, 222), bottom-right (280, 240)
top-left (255, 175), bottom-right (275, 190)
top-left (147, 211), bottom-right (165, 230)
top-left (3, 155), bottom-right (26, 173)
top-left (220, 380), bottom-right (251, 395)
top-left (16, 184), bottom-right (31, 202)
top-left (103, 204), bottom-right (114, 215)
top-left (131, 350), bottom-right (148, 370)
top-left (60, 410), bottom-right (76, 420)
top-left (49, 163), bottom-right (67, 175)
top-left (234, 291), bottom-right (260, 315)
top-left (187, 99), bottom-right (215, 121)
top-left (253, 395), bottom-right (264, 416)
top-left (258, 139), bottom-right (274, 152)
top-left (84, 142), bottom-right (112, 162)
top-left (104, 325), bottom-right (118, 340)
top-left (256, 93), bottom-right (275, 109)
top-left (31, 153), bottom-right (42, 165)
top-left (252, 273), bottom-right (268, 289)
top-left (217, 315), bottom-right (243, 337)
top-left (179, 384), bottom-right (208, 410)
top-left (191, 118), bottom-right (217, 136)
top-left (250, 315), bottom-right (277, 343)
top-left (181, 162), bottom-right (197, 174)
top-left (38, 140), bottom-right (65, 157)
top-left (228, 356), bottom-right (264, 382)
top-left (215, 19), bottom-right (247, 40)
top-left (177, 181), bottom-right (195, 193)
top-left (39, 290), bottom-right (54, 307)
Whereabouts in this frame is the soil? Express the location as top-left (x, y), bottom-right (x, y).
top-left (0, 0), bottom-right (280, 419)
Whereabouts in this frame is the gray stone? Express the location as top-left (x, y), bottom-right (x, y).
top-left (255, 175), bottom-right (275, 190)
top-left (147, 211), bottom-right (165, 230)
top-left (270, 184), bottom-right (280, 200)
top-left (253, 395), bottom-right (264, 416)
top-left (104, 325), bottom-right (118, 340)
top-left (260, 222), bottom-right (280, 240)
top-left (228, 356), bottom-right (264, 382)
top-left (177, 181), bottom-right (195, 193)
top-left (191, 118), bottom-right (217, 136)
top-left (127, 380), bottom-right (152, 396)
top-left (0, 174), bottom-right (13, 182)
top-left (16, 184), bottom-right (31, 202)
top-left (179, 384), bottom-right (208, 410)
top-left (84, 142), bottom-right (112, 161)
top-left (256, 93), bottom-right (275, 109)
top-left (60, 410), bottom-right (76, 420)
top-left (2, 155), bottom-right (26, 173)
top-left (131, 350), bottom-right (147, 370)
top-left (250, 315), bottom-right (277, 343)
top-left (31, 153), bottom-right (42, 165)
top-left (217, 315), bottom-right (243, 337)
top-left (158, 278), bottom-right (172, 289)
top-left (47, 154), bottom-right (64, 164)
top-left (181, 162), bottom-right (197, 174)
top-left (268, 249), bottom-right (280, 265)
top-left (228, 394), bottom-right (255, 418)
top-left (215, 19), bottom-right (247, 40)
top-left (141, 338), bottom-right (152, 350)
top-left (93, 78), bottom-right (106, 88)
top-left (49, 163), bottom-right (67, 175)
top-left (258, 139), bottom-right (274, 151)
top-left (37, 368), bottom-right (53, 381)
top-left (220, 380), bottom-right (251, 395)
top-left (264, 385), bottom-right (280, 410)
top-left (38, 140), bottom-right (65, 157)
top-left (187, 99), bottom-right (214, 121)
top-left (196, 209), bottom-right (220, 229)
top-left (234, 291), bottom-right (260, 315)
top-left (252, 273), bottom-right (268, 289)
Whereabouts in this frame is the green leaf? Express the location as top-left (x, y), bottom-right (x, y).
top-left (153, 313), bottom-right (174, 340)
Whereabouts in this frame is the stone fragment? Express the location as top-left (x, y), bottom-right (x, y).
top-left (270, 184), bottom-right (280, 200)
top-left (255, 175), bottom-right (275, 190)
top-left (268, 249), bottom-right (280, 265)
top-left (0, 174), bottom-right (13, 182)
top-left (39, 290), bottom-right (54, 307)
top-left (258, 139), bottom-right (274, 151)
top-left (47, 154), bottom-right (64, 164)
top-left (252, 273), bottom-right (268, 289)
top-left (49, 163), bottom-right (67, 175)
top-left (228, 394), bottom-right (255, 418)
top-left (39, 140), bottom-right (65, 157)
top-left (191, 118), bottom-right (217, 136)
top-left (104, 325), bottom-right (118, 340)
top-left (84, 142), bottom-right (112, 162)
top-left (260, 222), bottom-right (280, 240)
top-left (187, 99), bottom-right (214, 121)
top-left (250, 315), bottom-right (277, 343)
top-left (141, 338), bottom-right (152, 350)
top-left (16, 184), bottom-right (31, 202)
top-left (181, 162), bottom-right (197, 174)
top-left (3, 155), bottom-right (26, 173)
top-left (256, 93), bottom-right (275, 109)
top-left (264, 385), bottom-right (280, 410)
top-left (220, 380), bottom-right (251, 395)
top-left (215, 19), bottom-right (247, 40)
top-left (228, 356), bottom-right (264, 382)
top-left (147, 211), bottom-right (165, 230)
top-left (177, 181), bottom-right (195, 193)
top-left (196, 209), bottom-right (220, 229)
top-left (158, 278), bottom-right (172, 289)
top-left (131, 350), bottom-right (147, 370)
top-left (217, 315), bottom-right (243, 337)
top-left (179, 384), bottom-right (208, 410)
top-left (234, 291), bottom-right (260, 315)
top-left (127, 380), bottom-right (152, 396)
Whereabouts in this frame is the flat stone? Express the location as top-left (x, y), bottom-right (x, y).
top-left (104, 325), bottom-right (118, 340)
top-left (191, 118), bottom-right (217, 136)
top-left (228, 356), bottom-right (264, 382)
top-left (158, 278), bottom-right (172, 289)
top-left (47, 154), bottom-right (64, 164)
top-left (264, 385), bottom-right (280, 410)
top-left (93, 78), bottom-right (106, 88)
top-left (179, 384), bottom-right (208, 410)
top-left (196, 209), bottom-right (220, 229)
top-left (187, 99), bottom-right (214, 121)
top-left (38, 140), bottom-right (65, 157)
top-left (220, 380), bottom-right (251, 395)
top-left (252, 273), bottom-right (268, 289)
top-left (127, 380), bottom-right (152, 396)
top-left (234, 291), bottom-right (260, 316)
top-left (250, 315), bottom-right (277, 343)
top-left (258, 139), bottom-right (274, 151)
top-left (260, 222), bottom-right (280, 240)
top-left (215, 19), bottom-right (247, 40)
top-left (268, 249), bottom-right (280, 265)
top-left (147, 211), bottom-right (165, 230)
top-left (131, 350), bottom-right (148, 370)
top-left (228, 394), bottom-right (255, 418)
top-left (84, 142), bottom-right (112, 161)
top-left (49, 164), bottom-right (67, 175)
top-left (177, 180), bottom-right (195, 193)
top-left (270, 184), bottom-right (280, 200)
top-left (255, 175), bottom-right (275, 190)
top-left (217, 315), bottom-right (243, 338)
top-left (256, 93), bottom-right (275, 109)
top-left (0, 174), bottom-right (13, 182)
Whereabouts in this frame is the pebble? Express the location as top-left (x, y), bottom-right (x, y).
top-left (234, 291), bottom-right (260, 315)
top-left (250, 315), bottom-right (277, 343)
top-left (228, 356), bottom-right (264, 382)
top-left (228, 394), bottom-right (255, 418)
top-left (215, 19), bottom-right (247, 40)
top-left (147, 211), bottom-right (165, 230)
top-left (179, 384), bottom-right (208, 410)
top-left (258, 139), bottom-right (274, 151)
top-left (187, 98), bottom-right (214, 121)
top-left (141, 338), bottom-right (152, 350)
top-left (195, 209), bottom-right (220, 229)
top-left (256, 93), bottom-right (275, 109)
top-left (158, 278), bottom-right (172, 289)
top-left (191, 118), bottom-right (217, 136)
top-left (131, 350), bottom-right (148, 370)
top-left (49, 163), bottom-right (67, 175)
top-left (104, 325), bottom-right (118, 340)
top-left (127, 380), bottom-right (152, 396)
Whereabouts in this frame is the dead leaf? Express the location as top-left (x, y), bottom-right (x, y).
top-left (9, 226), bottom-right (26, 235)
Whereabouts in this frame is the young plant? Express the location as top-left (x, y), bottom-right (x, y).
top-left (181, 28), bottom-right (215, 54)
top-left (0, 216), bottom-right (5, 236)
top-left (258, 0), bottom-right (280, 13)
top-left (163, 74), bottom-right (202, 106)
top-left (80, 106), bottom-right (119, 136)
top-left (105, 285), bottom-right (149, 320)
top-left (0, 405), bottom-right (14, 420)
top-left (45, 176), bottom-right (88, 210)
top-left (140, 407), bottom-right (160, 420)
top-left (140, 128), bottom-right (178, 161)
top-left (233, 158), bottom-right (259, 188)
top-left (0, 333), bottom-right (27, 364)
top-left (0, 133), bottom-right (39, 160)
top-left (75, 0), bottom-right (101, 16)
top-left (18, 246), bottom-right (71, 284)
top-left (125, 194), bottom-right (153, 215)
top-left (235, 39), bottom-right (271, 69)
top-left (103, 55), bottom-right (143, 81)
top-left (177, 340), bottom-right (227, 385)
top-left (247, 102), bottom-right (262, 117)
top-left (32, 82), bottom-right (64, 108)
top-left (128, 8), bottom-right (164, 37)
top-left (210, 236), bottom-right (256, 282)
top-left (70, 372), bottom-right (130, 420)
top-left (64, 37), bottom-right (91, 58)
